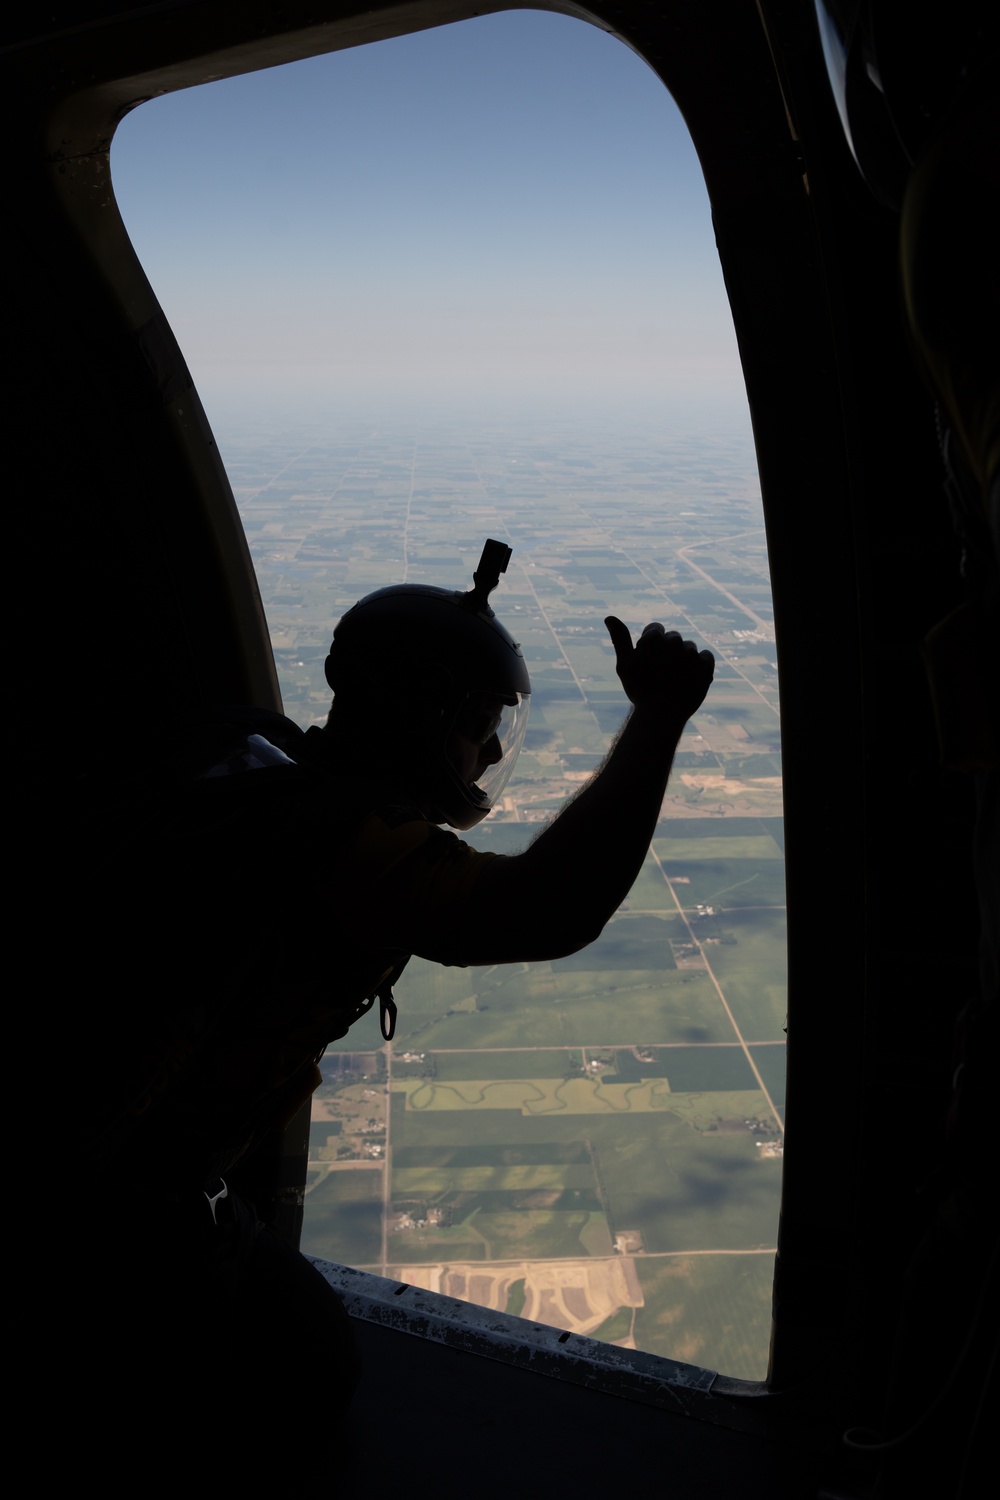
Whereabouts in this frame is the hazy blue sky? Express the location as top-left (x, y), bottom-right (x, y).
top-left (112, 10), bottom-right (746, 423)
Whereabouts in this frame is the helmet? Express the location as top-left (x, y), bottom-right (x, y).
top-left (324, 539), bottom-right (531, 829)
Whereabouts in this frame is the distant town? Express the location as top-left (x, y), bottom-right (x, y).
top-left (219, 407), bottom-right (785, 1380)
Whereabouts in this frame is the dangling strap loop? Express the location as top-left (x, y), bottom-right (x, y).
top-left (378, 985), bottom-right (398, 1042)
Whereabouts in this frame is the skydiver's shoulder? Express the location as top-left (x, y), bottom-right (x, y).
top-left (297, 726), bottom-right (423, 819)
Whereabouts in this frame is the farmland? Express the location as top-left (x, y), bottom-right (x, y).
top-left (227, 410), bottom-right (786, 1380)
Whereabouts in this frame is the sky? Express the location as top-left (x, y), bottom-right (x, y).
top-left (111, 9), bottom-right (747, 425)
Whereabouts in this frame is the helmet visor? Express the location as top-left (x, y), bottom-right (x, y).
top-left (447, 690), bottom-right (530, 814)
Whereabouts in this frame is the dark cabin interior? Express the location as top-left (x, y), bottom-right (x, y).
top-left (12, 3), bottom-right (995, 1495)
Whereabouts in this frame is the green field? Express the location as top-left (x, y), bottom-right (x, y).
top-left (652, 834), bottom-right (783, 862)
top-left (428, 1049), bottom-right (579, 1080)
top-left (505, 1278), bottom-right (527, 1317)
top-left (702, 908), bottom-right (787, 1039)
top-left (644, 1046), bottom-right (759, 1091)
top-left (655, 816), bottom-right (785, 845)
top-left (653, 852), bottom-right (787, 910)
top-left (385, 1208), bottom-right (611, 1262)
top-left (590, 1306), bottom-right (634, 1344)
top-left (624, 859), bottom-right (684, 911)
top-left (300, 1169), bottom-right (382, 1266)
top-left (749, 1044), bottom-right (786, 1117)
top-left (393, 1140), bottom-right (591, 1168)
top-left (599, 1123), bottom-right (782, 1254)
top-left (634, 1253), bottom-right (775, 1380)
top-left (394, 1163), bottom-right (593, 1193)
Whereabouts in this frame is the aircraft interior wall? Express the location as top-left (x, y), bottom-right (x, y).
top-left (13, 3), bottom-right (995, 1495)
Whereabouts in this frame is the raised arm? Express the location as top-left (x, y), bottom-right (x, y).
top-left (450, 617), bottom-right (715, 962)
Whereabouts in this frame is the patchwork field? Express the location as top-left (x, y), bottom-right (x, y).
top-left (304, 794), bottom-right (787, 1380)
top-left (394, 1255), bottom-right (644, 1340)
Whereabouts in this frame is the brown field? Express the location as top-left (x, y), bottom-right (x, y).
top-left (391, 1255), bottom-right (644, 1343)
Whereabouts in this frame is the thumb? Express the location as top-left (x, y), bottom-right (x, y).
top-left (604, 616), bottom-right (634, 666)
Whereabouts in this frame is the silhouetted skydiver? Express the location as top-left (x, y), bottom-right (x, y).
top-left (298, 537), bottom-right (716, 1039)
top-left (82, 539), bottom-right (713, 1480)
